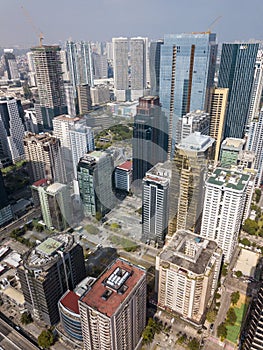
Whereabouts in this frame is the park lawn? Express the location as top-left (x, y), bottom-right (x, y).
top-left (226, 303), bottom-right (248, 344)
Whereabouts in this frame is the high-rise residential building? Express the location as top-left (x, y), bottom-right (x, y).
top-left (208, 87), bottom-right (229, 161)
top-left (31, 45), bottom-right (67, 129)
top-left (200, 168), bottom-right (250, 262)
top-left (27, 51), bottom-right (36, 87)
top-left (24, 132), bottom-right (66, 184)
top-left (130, 37), bottom-right (147, 101)
top-left (156, 230), bottom-right (222, 324)
top-left (246, 109), bottom-right (263, 186)
top-left (149, 40), bottom-right (163, 96)
top-left (92, 52), bottom-right (108, 79)
top-left (0, 170), bottom-right (13, 227)
top-left (17, 234), bottom-right (86, 325)
top-left (169, 133), bottom-right (214, 235)
top-left (142, 161), bottom-right (171, 247)
top-left (176, 110), bottom-right (210, 144)
top-left (4, 49), bottom-right (19, 80)
top-left (218, 43), bottom-right (259, 139)
top-left (32, 182), bottom-right (72, 231)
top-left (220, 138), bottom-right (245, 168)
top-left (132, 96), bottom-right (168, 184)
top-left (0, 97), bottom-right (25, 164)
top-left (247, 50), bottom-right (263, 126)
top-left (114, 160), bottom-right (132, 192)
top-left (77, 84), bottom-right (92, 114)
top-left (242, 286), bottom-right (263, 349)
top-left (79, 258), bottom-right (147, 350)
top-left (159, 33), bottom-right (217, 156)
top-left (64, 83), bottom-right (76, 117)
top-left (90, 84), bottom-right (110, 106)
top-left (53, 114), bottom-right (82, 181)
top-left (77, 151), bottom-right (115, 217)
top-left (69, 123), bottom-right (95, 179)
top-left (112, 37), bottom-right (129, 102)
top-left (59, 49), bottom-right (70, 82)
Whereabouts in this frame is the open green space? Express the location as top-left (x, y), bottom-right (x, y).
top-left (226, 303), bottom-right (248, 344)
top-left (84, 224), bottom-right (99, 235)
top-left (109, 235), bottom-right (139, 252)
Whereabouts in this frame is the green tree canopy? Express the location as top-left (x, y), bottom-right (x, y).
top-left (188, 338), bottom-right (200, 350)
top-left (217, 323), bottom-right (227, 340)
top-left (243, 219), bottom-right (258, 235)
top-left (231, 291), bottom-right (240, 305)
top-left (226, 307), bottom-right (237, 325)
top-left (235, 271), bottom-right (243, 278)
top-left (21, 311), bottom-right (33, 325)
top-left (240, 238), bottom-right (251, 246)
top-left (206, 310), bottom-right (217, 323)
top-left (38, 329), bottom-right (54, 349)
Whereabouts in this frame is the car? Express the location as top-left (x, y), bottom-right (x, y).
top-left (210, 323), bottom-right (214, 331)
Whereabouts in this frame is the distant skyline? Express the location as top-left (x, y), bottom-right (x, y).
top-left (0, 0), bottom-right (263, 48)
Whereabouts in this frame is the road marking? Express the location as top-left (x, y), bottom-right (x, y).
top-left (0, 330), bottom-right (21, 349)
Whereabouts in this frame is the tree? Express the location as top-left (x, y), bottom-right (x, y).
top-left (188, 338), bottom-right (200, 350)
top-left (222, 264), bottom-right (228, 277)
top-left (255, 188), bottom-right (261, 203)
top-left (206, 310), bottom-right (217, 323)
top-left (235, 271), bottom-right (243, 278)
top-left (231, 291), bottom-right (240, 305)
top-left (217, 323), bottom-right (227, 340)
top-left (240, 238), bottom-right (251, 247)
top-left (243, 219), bottom-right (258, 235)
top-left (21, 311), bottom-right (33, 325)
top-left (226, 307), bottom-right (237, 325)
top-left (38, 329), bottom-right (54, 349)
top-left (95, 212), bottom-right (102, 221)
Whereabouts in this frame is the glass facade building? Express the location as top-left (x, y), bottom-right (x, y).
top-left (159, 33), bottom-right (217, 155)
top-left (218, 43), bottom-right (259, 139)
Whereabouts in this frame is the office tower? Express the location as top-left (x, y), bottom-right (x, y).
top-left (246, 109), bottom-right (263, 186)
top-left (132, 96), bottom-right (168, 184)
top-left (159, 33), bottom-right (217, 156)
top-left (218, 43), bottom-right (259, 139)
top-left (0, 170), bottom-right (13, 227)
top-left (59, 49), bottom-right (70, 82)
top-left (176, 110), bottom-right (210, 144)
top-left (169, 133), bottom-right (214, 235)
top-left (17, 234), bottom-right (86, 325)
top-left (112, 37), bottom-right (129, 101)
top-left (220, 138), bottom-right (245, 168)
top-left (208, 87), bottom-right (229, 161)
top-left (114, 160), bottom-right (132, 192)
top-left (79, 258), bottom-right (147, 350)
top-left (70, 123), bottom-right (95, 179)
top-left (53, 114), bottom-right (82, 181)
top-left (156, 230), bottom-right (222, 324)
top-left (0, 97), bottom-right (25, 164)
top-left (24, 132), bottom-right (66, 184)
top-left (77, 84), bottom-right (92, 114)
top-left (200, 168), bottom-right (250, 262)
top-left (149, 40), bottom-right (163, 96)
top-left (242, 286), bottom-right (263, 349)
top-left (4, 49), bottom-right (19, 80)
top-left (66, 41), bottom-right (79, 93)
top-left (106, 42), bottom-right (113, 61)
top-left (247, 50), bottom-right (263, 126)
top-left (24, 109), bottom-right (39, 134)
top-left (130, 37), bottom-right (147, 101)
top-left (64, 83), bottom-right (76, 116)
top-left (77, 151), bottom-right (115, 217)
top-left (142, 161), bottom-right (171, 247)
top-left (32, 182), bottom-right (72, 230)
top-left (31, 45), bottom-right (67, 129)
top-left (92, 52), bottom-right (108, 79)
top-left (90, 85), bottom-right (110, 106)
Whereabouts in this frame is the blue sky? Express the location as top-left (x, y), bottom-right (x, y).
top-left (1, 0), bottom-right (263, 47)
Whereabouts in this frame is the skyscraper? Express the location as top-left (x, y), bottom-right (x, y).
top-left (149, 40), bottom-right (163, 96)
top-left (132, 96), bottom-right (168, 184)
top-left (77, 151), bottom-right (115, 217)
top-left (0, 97), bottom-right (25, 164)
top-left (31, 45), bottom-right (67, 129)
top-left (4, 49), bottom-right (19, 80)
top-left (23, 132), bottom-right (66, 184)
top-left (64, 83), bottom-right (76, 117)
top-left (77, 84), bottom-right (92, 114)
top-left (208, 87), bottom-right (229, 161)
top-left (220, 138), bottom-right (245, 168)
top-left (79, 258), bottom-right (146, 350)
top-left (169, 133), bottom-right (215, 235)
top-left (112, 37), bottom-right (129, 102)
top-left (0, 170), bottom-right (13, 227)
top-left (17, 234), bottom-right (86, 325)
top-left (156, 230), bottom-right (222, 324)
top-left (142, 162), bottom-right (171, 247)
top-left (200, 168), bottom-right (250, 262)
top-left (218, 43), bottom-right (259, 139)
top-left (159, 33), bottom-right (217, 156)
top-left (130, 37), bottom-right (147, 101)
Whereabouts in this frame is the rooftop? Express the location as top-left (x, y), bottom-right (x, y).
top-left (159, 230), bottom-right (219, 275)
top-left (177, 132), bottom-right (214, 152)
top-left (221, 138), bottom-right (245, 151)
top-left (116, 160), bottom-right (132, 171)
top-left (36, 238), bottom-right (63, 256)
top-left (32, 178), bottom-right (48, 188)
top-left (207, 168), bottom-right (250, 191)
top-left (80, 259), bottom-right (145, 318)
top-left (60, 290), bottom-right (80, 315)
top-left (53, 114), bottom-right (81, 123)
top-left (46, 183), bottom-right (66, 194)
top-left (144, 161), bottom-right (172, 186)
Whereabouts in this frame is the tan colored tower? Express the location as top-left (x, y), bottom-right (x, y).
top-left (208, 87), bottom-right (228, 162)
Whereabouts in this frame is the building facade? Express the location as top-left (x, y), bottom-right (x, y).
top-left (114, 160), bottom-right (132, 192)
top-left (0, 170), bottom-right (13, 227)
top-left (112, 38), bottom-right (129, 102)
top-left (149, 40), bottom-right (164, 96)
top-left (220, 138), bottom-right (245, 168)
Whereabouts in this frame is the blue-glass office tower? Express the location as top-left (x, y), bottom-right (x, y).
top-left (218, 43), bottom-right (259, 139)
top-left (159, 33), bottom-right (217, 157)
top-left (149, 40), bottom-right (163, 96)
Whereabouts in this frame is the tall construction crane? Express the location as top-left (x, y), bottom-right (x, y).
top-left (20, 4), bottom-right (44, 47)
top-left (192, 16), bottom-right (222, 35)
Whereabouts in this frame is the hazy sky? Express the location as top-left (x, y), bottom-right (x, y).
top-left (1, 0), bottom-right (263, 47)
